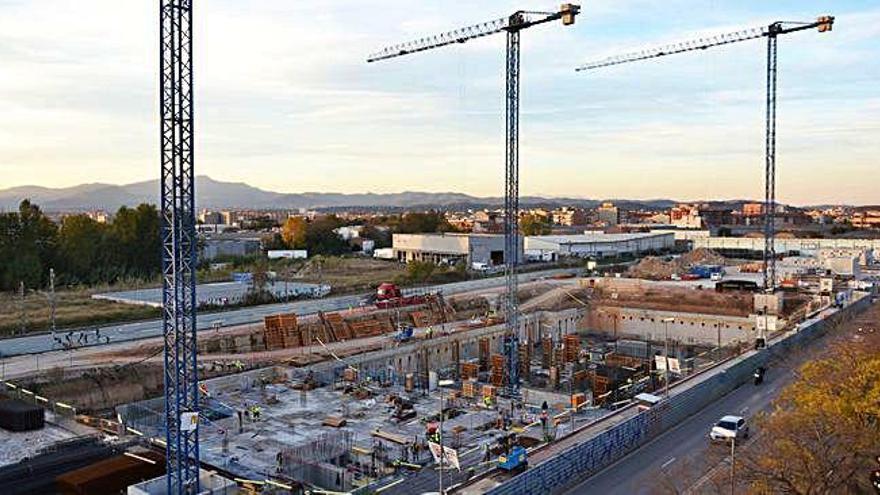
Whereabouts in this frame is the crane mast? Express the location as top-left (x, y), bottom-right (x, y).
top-left (160, 1), bottom-right (200, 493)
top-left (368, 5), bottom-right (580, 397)
top-left (576, 16), bottom-right (833, 347)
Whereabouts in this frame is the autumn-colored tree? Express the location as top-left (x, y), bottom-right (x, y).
top-left (281, 216), bottom-right (307, 249)
top-left (741, 331), bottom-right (880, 494)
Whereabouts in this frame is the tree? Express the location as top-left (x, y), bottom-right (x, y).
top-left (396, 211), bottom-right (456, 234)
top-left (304, 216), bottom-right (349, 256)
top-left (58, 214), bottom-right (107, 283)
top-left (361, 224), bottom-right (392, 249)
top-left (0, 200), bottom-right (58, 290)
top-left (741, 338), bottom-right (880, 494)
top-left (110, 204), bottom-right (161, 279)
top-left (281, 217), bottom-right (307, 248)
top-left (521, 213), bottom-right (552, 236)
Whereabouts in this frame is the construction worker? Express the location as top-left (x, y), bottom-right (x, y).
top-left (483, 395), bottom-right (493, 409)
top-left (425, 326), bottom-right (433, 339)
top-left (251, 405), bottom-right (261, 421)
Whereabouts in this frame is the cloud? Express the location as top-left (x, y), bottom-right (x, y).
top-left (0, 0), bottom-right (876, 205)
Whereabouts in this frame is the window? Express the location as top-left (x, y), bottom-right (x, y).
top-left (717, 420), bottom-right (737, 431)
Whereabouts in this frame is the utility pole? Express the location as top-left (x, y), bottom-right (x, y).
top-left (49, 268), bottom-right (57, 334)
top-left (18, 281), bottom-right (27, 336)
top-left (438, 379), bottom-right (454, 495)
top-left (661, 317), bottom-right (674, 397)
top-left (730, 437), bottom-right (736, 495)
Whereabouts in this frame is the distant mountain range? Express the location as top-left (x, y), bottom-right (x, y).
top-left (0, 176), bottom-right (689, 212)
top-left (4, 176), bottom-right (854, 212)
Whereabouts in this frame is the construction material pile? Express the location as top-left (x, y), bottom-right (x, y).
top-left (263, 294), bottom-right (455, 351)
top-left (627, 248), bottom-right (726, 280)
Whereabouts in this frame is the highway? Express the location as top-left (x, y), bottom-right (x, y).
top-left (0, 267), bottom-right (578, 358)
top-left (563, 306), bottom-right (858, 495)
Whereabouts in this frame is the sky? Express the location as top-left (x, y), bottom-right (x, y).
top-left (0, 0), bottom-right (877, 205)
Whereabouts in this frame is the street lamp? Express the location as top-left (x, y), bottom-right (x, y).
top-left (438, 378), bottom-right (455, 495)
top-left (661, 317), bottom-right (675, 397)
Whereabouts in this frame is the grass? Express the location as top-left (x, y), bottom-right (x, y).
top-left (0, 255), bottom-right (564, 336)
top-left (292, 256), bottom-right (408, 294)
top-left (0, 286), bottom-right (159, 337)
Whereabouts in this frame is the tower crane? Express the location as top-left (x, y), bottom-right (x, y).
top-left (367, 5), bottom-right (580, 396)
top-left (575, 16), bottom-right (834, 347)
top-left (160, 1), bottom-right (200, 493)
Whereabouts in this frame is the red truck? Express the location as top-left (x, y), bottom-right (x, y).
top-left (369, 282), bottom-right (429, 309)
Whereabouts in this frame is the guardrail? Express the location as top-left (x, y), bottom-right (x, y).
top-left (483, 293), bottom-right (873, 495)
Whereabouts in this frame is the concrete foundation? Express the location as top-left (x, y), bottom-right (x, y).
top-left (127, 469), bottom-right (236, 495)
top-left (585, 306), bottom-right (755, 347)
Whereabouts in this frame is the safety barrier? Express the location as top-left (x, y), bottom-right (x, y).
top-left (486, 294), bottom-right (873, 495)
top-left (0, 379), bottom-right (79, 419)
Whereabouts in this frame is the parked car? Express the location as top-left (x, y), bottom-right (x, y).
top-left (709, 415), bottom-right (749, 442)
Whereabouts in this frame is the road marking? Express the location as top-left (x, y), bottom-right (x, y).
top-left (661, 457), bottom-right (676, 469)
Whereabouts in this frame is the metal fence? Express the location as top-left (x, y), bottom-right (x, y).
top-left (486, 295), bottom-right (873, 495)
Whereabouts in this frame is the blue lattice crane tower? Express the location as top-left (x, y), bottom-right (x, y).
top-left (575, 15), bottom-right (833, 348)
top-left (367, 4), bottom-right (580, 398)
top-left (160, 1), bottom-right (200, 493)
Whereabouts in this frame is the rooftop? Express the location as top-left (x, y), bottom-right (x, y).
top-left (527, 232), bottom-right (670, 244)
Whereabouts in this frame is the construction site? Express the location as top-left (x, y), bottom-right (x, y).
top-left (1, 3), bottom-right (874, 495)
top-left (5, 241), bottom-right (872, 494)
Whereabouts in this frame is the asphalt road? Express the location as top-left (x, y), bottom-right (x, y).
top-left (563, 314), bottom-right (846, 495)
top-left (0, 267), bottom-right (578, 357)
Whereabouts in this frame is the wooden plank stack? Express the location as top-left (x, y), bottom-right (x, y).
top-left (461, 362), bottom-right (479, 380)
top-left (564, 334), bottom-right (580, 363)
top-left (490, 354), bottom-right (505, 387)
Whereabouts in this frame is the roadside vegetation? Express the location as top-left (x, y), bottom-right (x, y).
top-left (0, 285), bottom-right (159, 337)
top-left (739, 303), bottom-right (880, 494)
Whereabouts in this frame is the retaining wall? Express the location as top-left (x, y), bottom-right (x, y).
top-left (486, 294), bottom-right (873, 495)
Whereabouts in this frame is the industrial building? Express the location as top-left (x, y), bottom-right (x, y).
top-left (392, 233), bottom-right (521, 267)
top-left (693, 236), bottom-right (880, 264)
top-left (200, 232), bottom-right (263, 260)
top-left (524, 232), bottom-right (675, 259)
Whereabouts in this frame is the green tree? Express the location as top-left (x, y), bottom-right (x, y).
top-left (109, 204), bottom-right (161, 279)
top-left (520, 213), bottom-right (552, 236)
top-left (405, 260), bottom-right (436, 283)
top-left (396, 211), bottom-right (456, 234)
top-left (0, 200), bottom-right (58, 290)
top-left (304, 216), bottom-right (349, 255)
top-left (361, 224), bottom-right (392, 249)
top-left (58, 214), bottom-right (107, 283)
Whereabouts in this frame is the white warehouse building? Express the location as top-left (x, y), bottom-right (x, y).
top-left (392, 233), bottom-right (522, 266)
top-left (524, 232), bottom-right (675, 259)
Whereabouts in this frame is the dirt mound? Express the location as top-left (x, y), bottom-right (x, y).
top-left (627, 248), bottom-right (726, 280)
